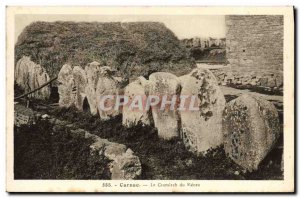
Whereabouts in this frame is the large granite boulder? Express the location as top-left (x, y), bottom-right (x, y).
top-left (223, 94), bottom-right (280, 171)
top-left (148, 72), bottom-right (181, 140)
top-left (122, 77), bottom-right (151, 127)
top-left (57, 64), bottom-right (76, 107)
top-left (85, 61), bottom-right (101, 115)
top-left (73, 66), bottom-right (87, 111)
top-left (179, 68), bottom-right (226, 154)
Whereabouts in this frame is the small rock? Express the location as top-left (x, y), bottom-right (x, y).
top-left (90, 139), bottom-right (110, 155)
top-left (126, 148), bottom-right (134, 155)
top-left (234, 171), bottom-right (239, 175)
top-left (70, 129), bottom-right (86, 138)
top-left (104, 143), bottom-right (127, 161)
top-left (110, 152), bottom-right (142, 180)
top-left (41, 114), bottom-right (50, 119)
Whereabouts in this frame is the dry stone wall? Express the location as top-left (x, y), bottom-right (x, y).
top-left (226, 15), bottom-right (283, 72)
top-left (224, 15), bottom-right (283, 91)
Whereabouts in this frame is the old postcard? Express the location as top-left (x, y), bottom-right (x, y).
top-left (6, 6), bottom-right (294, 193)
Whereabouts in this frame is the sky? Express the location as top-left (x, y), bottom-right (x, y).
top-left (15, 14), bottom-right (226, 41)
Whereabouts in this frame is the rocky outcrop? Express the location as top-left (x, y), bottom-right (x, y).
top-left (122, 77), bottom-right (151, 127)
top-left (15, 56), bottom-right (51, 99)
top-left (222, 94), bottom-right (280, 171)
top-left (148, 72), bottom-right (181, 140)
top-left (57, 64), bottom-right (76, 108)
top-left (180, 68), bottom-right (226, 154)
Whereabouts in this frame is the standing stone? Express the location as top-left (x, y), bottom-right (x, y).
top-left (73, 66), bottom-right (87, 111)
top-left (96, 66), bottom-right (120, 120)
top-left (122, 77), bottom-right (150, 127)
top-left (267, 74), bottom-right (277, 88)
top-left (148, 72), bottom-right (181, 140)
top-left (180, 68), bottom-right (226, 154)
top-left (275, 73), bottom-right (283, 87)
top-left (57, 64), bottom-right (76, 108)
top-left (15, 56), bottom-right (30, 87)
top-left (35, 65), bottom-right (51, 99)
top-left (15, 56), bottom-right (51, 99)
top-left (223, 94), bottom-right (280, 171)
top-left (85, 61), bottom-right (101, 115)
top-left (259, 77), bottom-right (268, 87)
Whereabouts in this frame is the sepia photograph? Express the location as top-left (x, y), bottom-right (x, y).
top-left (6, 6), bottom-right (294, 193)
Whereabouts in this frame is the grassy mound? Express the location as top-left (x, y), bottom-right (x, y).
top-left (15, 21), bottom-right (195, 79)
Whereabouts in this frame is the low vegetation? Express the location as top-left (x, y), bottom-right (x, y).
top-left (15, 22), bottom-right (195, 80)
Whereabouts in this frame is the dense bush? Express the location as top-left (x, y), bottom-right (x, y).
top-left (15, 21), bottom-right (195, 79)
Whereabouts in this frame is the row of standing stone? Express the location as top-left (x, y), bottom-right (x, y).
top-left (15, 56), bottom-right (281, 172)
top-left (57, 61), bottom-right (281, 172)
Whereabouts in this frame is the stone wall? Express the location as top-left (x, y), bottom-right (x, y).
top-left (226, 15), bottom-right (283, 72)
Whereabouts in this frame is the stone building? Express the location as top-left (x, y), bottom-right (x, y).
top-left (225, 15), bottom-right (283, 72)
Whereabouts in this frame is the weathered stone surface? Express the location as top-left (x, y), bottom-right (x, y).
top-left (35, 66), bottom-right (51, 99)
top-left (14, 104), bottom-right (36, 126)
top-left (110, 150), bottom-right (142, 180)
top-left (223, 94), bottom-right (280, 171)
top-left (57, 64), bottom-right (76, 107)
top-left (85, 61), bottom-right (101, 115)
top-left (148, 72), bottom-right (181, 140)
top-left (180, 68), bottom-right (226, 154)
top-left (267, 75), bottom-right (277, 88)
top-left (226, 16), bottom-right (283, 72)
top-left (70, 129), bottom-right (86, 139)
top-left (15, 56), bottom-right (51, 99)
top-left (122, 77), bottom-right (151, 127)
top-left (104, 143), bottom-right (127, 161)
top-left (90, 138), bottom-right (110, 156)
top-left (73, 66), bottom-right (87, 111)
top-left (96, 66), bottom-right (120, 120)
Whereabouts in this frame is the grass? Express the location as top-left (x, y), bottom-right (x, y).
top-left (31, 105), bottom-right (282, 180)
top-left (15, 21), bottom-right (195, 81)
top-left (14, 120), bottom-right (111, 179)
